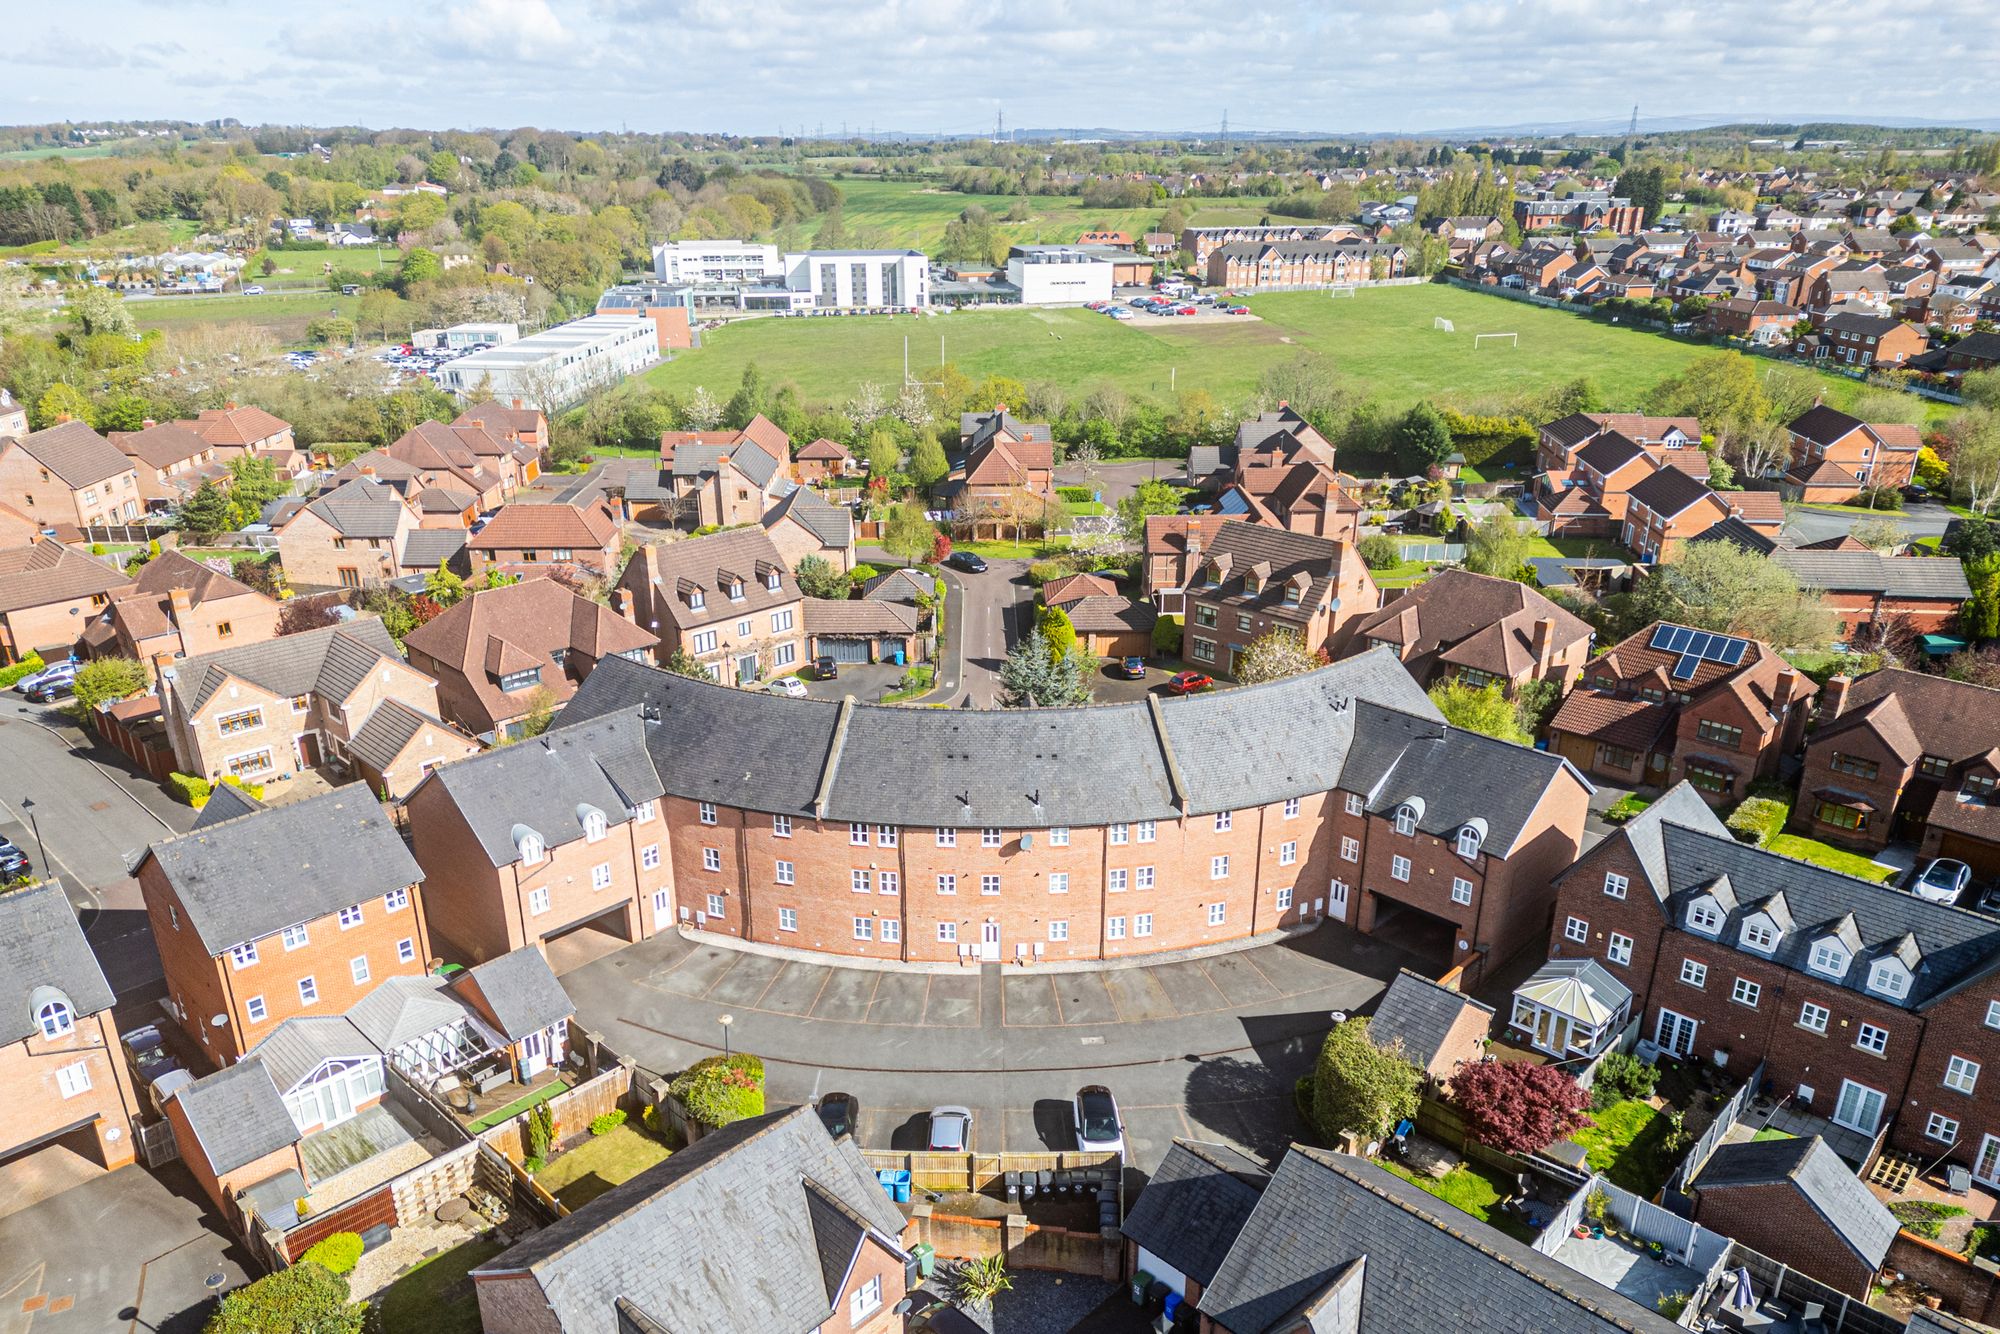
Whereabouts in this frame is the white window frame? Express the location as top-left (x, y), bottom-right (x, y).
top-left (1925, 1112), bottom-right (1961, 1143)
top-left (528, 886), bottom-right (550, 916)
top-left (937, 874), bottom-right (956, 895)
top-left (1340, 836), bottom-right (1359, 862)
top-left (779, 907), bottom-right (798, 932)
top-left (1799, 1001), bottom-right (1829, 1033)
top-left (594, 862), bottom-right (615, 889)
top-left (246, 995), bottom-right (267, 1023)
top-left (1135, 913), bottom-right (1153, 937)
top-left (935, 827), bottom-right (956, 847)
top-left (982, 827), bottom-right (1003, 848)
top-left (1109, 823), bottom-right (1129, 845)
top-left (1393, 805), bottom-right (1417, 836)
top-left (1608, 933), bottom-right (1633, 966)
top-left (1680, 959), bottom-right (1707, 988)
top-left (1135, 865), bottom-right (1154, 890)
top-left (876, 825), bottom-right (898, 847)
top-left (881, 918), bottom-right (899, 943)
top-left (1390, 854), bottom-right (1411, 882)
top-left (338, 904), bottom-right (363, 930)
top-left (1457, 828), bottom-right (1481, 858)
top-left (56, 1061), bottom-right (92, 1099)
top-left (383, 887), bottom-right (409, 912)
top-left (773, 814), bottom-right (792, 838)
top-left (282, 924), bottom-right (310, 951)
top-left (1137, 820), bottom-right (1156, 843)
top-left (1106, 916), bottom-right (1125, 940)
top-left (298, 976), bottom-right (319, 1006)
top-left (1450, 876), bottom-right (1473, 905)
top-left (1279, 840), bottom-right (1297, 866)
top-left (707, 893), bottom-right (726, 918)
top-left (1284, 797), bottom-right (1300, 818)
top-left (1344, 793), bottom-right (1364, 817)
top-left (1856, 1023), bottom-right (1888, 1056)
top-left (853, 917), bottom-right (872, 941)
top-left (1731, 977), bottom-right (1760, 1008)
top-left (698, 801), bottom-right (717, 825)
top-left (1211, 854), bottom-right (1229, 880)
top-left (1945, 1056), bottom-right (1980, 1094)
top-left (1049, 872), bottom-right (1069, 894)
top-left (1603, 872), bottom-right (1629, 899)
top-left (350, 955), bottom-right (370, 984)
top-left (1109, 869), bottom-right (1128, 892)
top-left (1215, 810), bottom-right (1233, 832)
top-left (704, 849), bottom-right (723, 873)
top-left (850, 822), bottom-right (869, 845)
top-left (1048, 920), bottom-right (1069, 942)
top-left (1207, 902), bottom-right (1226, 926)
top-left (1048, 826), bottom-right (1070, 846)
top-left (1277, 886), bottom-right (1293, 911)
top-left (397, 938), bottom-right (415, 964)
top-left (879, 871), bottom-right (899, 896)
top-left (851, 869), bottom-right (871, 894)
top-left (980, 874), bottom-right (1000, 896)
top-left (937, 922), bottom-right (957, 942)
top-left (776, 859), bottom-right (795, 885)
top-left (229, 941), bottom-right (259, 969)
top-left (641, 844), bottom-right (661, 871)
top-left (1564, 916), bottom-right (1589, 944)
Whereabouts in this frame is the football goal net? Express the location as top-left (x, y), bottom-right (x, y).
top-left (1328, 286), bottom-right (1357, 298)
top-left (1473, 332), bottom-right (1518, 348)
top-left (1433, 317), bottom-right (1455, 332)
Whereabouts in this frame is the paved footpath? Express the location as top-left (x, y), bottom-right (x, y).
top-left (562, 925), bottom-right (1429, 1172)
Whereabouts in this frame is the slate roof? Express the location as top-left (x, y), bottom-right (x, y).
top-left (0, 539), bottom-right (129, 614)
top-left (1199, 1147), bottom-right (1683, 1333)
top-left (558, 647), bottom-right (1577, 844)
top-left (0, 882), bottom-right (116, 1046)
top-left (1626, 464), bottom-right (1721, 519)
top-left (1573, 430), bottom-right (1648, 476)
top-left (474, 1105), bottom-right (906, 1334)
top-left (1771, 550), bottom-right (1972, 599)
top-left (1694, 1136), bottom-right (1899, 1269)
top-left (1120, 1140), bottom-right (1271, 1289)
top-left (398, 527), bottom-right (467, 571)
top-left (1648, 818), bottom-right (2000, 1009)
top-left (10, 420), bottom-right (135, 488)
top-left (457, 946), bottom-right (572, 1043)
top-left (138, 784), bottom-right (422, 956)
top-left (1787, 404), bottom-right (1869, 447)
top-left (346, 697), bottom-right (460, 773)
top-left (802, 597), bottom-right (919, 637)
top-left (297, 478), bottom-right (409, 538)
top-left (168, 618), bottom-right (400, 716)
top-left (417, 709), bottom-right (662, 867)
top-left (191, 782), bottom-right (265, 830)
top-left (345, 974), bottom-right (469, 1052)
top-left (1367, 969), bottom-right (1492, 1073)
top-left (171, 1059), bottom-right (298, 1176)
top-left (761, 487), bottom-right (852, 549)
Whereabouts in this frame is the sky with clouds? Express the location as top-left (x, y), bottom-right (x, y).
top-left (12, 0), bottom-right (1999, 137)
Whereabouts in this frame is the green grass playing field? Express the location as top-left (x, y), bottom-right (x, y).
top-left (832, 178), bottom-right (1273, 251)
top-left (129, 291), bottom-right (360, 346)
top-left (643, 283), bottom-right (1864, 416)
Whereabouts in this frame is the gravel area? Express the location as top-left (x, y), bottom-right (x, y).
top-left (918, 1269), bottom-right (1123, 1333)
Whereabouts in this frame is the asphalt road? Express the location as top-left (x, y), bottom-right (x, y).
top-left (0, 696), bottom-right (193, 999)
top-left (1053, 458), bottom-right (1187, 507)
top-left (564, 925), bottom-right (1428, 1174)
top-left (935, 558), bottom-right (1036, 708)
top-left (1781, 499), bottom-right (1953, 547)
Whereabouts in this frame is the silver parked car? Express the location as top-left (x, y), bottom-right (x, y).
top-left (927, 1105), bottom-right (972, 1151)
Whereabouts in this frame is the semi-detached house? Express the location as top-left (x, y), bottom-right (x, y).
top-left (1542, 784), bottom-right (2000, 1186)
top-left (0, 420), bottom-right (143, 527)
top-left (549, 649), bottom-right (1590, 988)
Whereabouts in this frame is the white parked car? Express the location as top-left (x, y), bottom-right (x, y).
top-left (1912, 858), bottom-right (1971, 905)
top-left (1073, 1085), bottom-right (1125, 1157)
top-left (767, 676), bottom-right (809, 698)
top-left (927, 1105), bottom-right (972, 1151)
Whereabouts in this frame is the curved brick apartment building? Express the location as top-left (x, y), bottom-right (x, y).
top-left (406, 650), bottom-right (1591, 981)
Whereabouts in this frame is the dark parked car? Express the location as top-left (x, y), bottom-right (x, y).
top-left (814, 654), bottom-right (838, 680)
top-left (1073, 1084), bottom-right (1125, 1155)
top-left (1163, 670), bottom-right (1214, 695)
top-left (25, 676), bottom-right (75, 703)
top-left (0, 840), bottom-right (28, 878)
top-left (945, 551), bottom-right (988, 574)
top-left (1118, 656), bottom-right (1147, 679)
top-left (817, 1091), bottom-right (859, 1139)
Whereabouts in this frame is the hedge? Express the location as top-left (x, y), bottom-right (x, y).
top-left (1152, 613), bottom-right (1183, 656)
top-left (1439, 407), bottom-right (1536, 467)
top-left (0, 653), bottom-right (45, 688)
top-left (1055, 485), bottom-right (1095, 503)
top-left (1726, 796), bottom-right (1790, 847)
top-left (299, 1232), bottom-right (363, 1275)
top-left (590, 1109), bottom-right (628, 1136)
top-left (166, 773), bottom-right (211, 807)
top-left (669, 1053), bottom-right (766, 1129)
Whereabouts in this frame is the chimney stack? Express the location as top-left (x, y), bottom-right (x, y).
top-left (613, 588), bottom-right (637, 624)
top-left (168, 586), bottom-right (193, 618)
top-left (142, 418), bottom-right (157, 429)
top-left (151, 652), bottom-right (176, 688)
top-left (1773, 667), bottom-right (1800, 715)
top-left (1531, 616), bottom-right (1555, 668)
top-left (1823, 674), bottom-right (1851, 720)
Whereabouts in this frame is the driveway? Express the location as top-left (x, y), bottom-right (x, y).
top-left (561, 925), bottom-right (1428, 1172)
top-left (1782, 499), bottom-right (1953, 547)
top-left (0, 698), bottom-right (193, 997)
top-left (0, 1164), bottom-right (251, 1334)
top-left (1053, 458), bottom-right (1188, 507)
top-left (932, 558), bottom-right (1037, 708)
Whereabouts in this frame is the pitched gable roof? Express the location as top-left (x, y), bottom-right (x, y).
top-left (0, 882), bottom-right (116, 1045)
top-left (11, 420), bottom-right (135, 489)
top-left (169, 618), bottom-right (402, 716)
top-left (0, 539), bottom-right (129, 614)
top-left (761, 486), bottom-right (853, 549)
top-left (112, 421), bottom-right (213, 471)
top-left (171, 1060), bottom-right (298, 1175)
top-left (193, 405), bottom-right (291, 448)
top-left (137, 784), bottom-right (421, 956)
top-left (1694, 1136), bottom-right (1898, 1269)
top-left (297, 478), bottom-right (410, 539)
top-left (1120, 1140), bottom-right (1271, 1289)
top-left (465, 502), bottom-right (617, 554)
top-left (1367, 969), bottom-right (1493, 1072)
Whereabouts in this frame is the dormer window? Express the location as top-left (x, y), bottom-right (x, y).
top-left (499, 667), bottom-right (540, 693)
top-left (1456, 827), bottom-right (1481, 858)
top-left (1809, 941), bottom-right (1850, 978)
top-left (580, 807), bottom-right (608, 843)
top-left (1742, 918), bottom-right (1780, 953)
top-left (1962, 773), bottom-right (1996, 801)
top-left (1393, 805), bottom-right (1417, 837)
top-left (689, 590), bottom-right (705, 610)
top-left (515, 827), bottom-right (546, 866)
top-left (765, 570), bottom-right (781, 591)
top-left (37, 999), bottom-right (73, 1039)
top-left (1687, 901), bottom-right (1723, 934)
top-left (1868, 960), bottom-right (1909, 998)
top-left (728, 581), bottom-right (745, 601)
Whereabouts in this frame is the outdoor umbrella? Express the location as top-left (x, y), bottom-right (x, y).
top-left (1730, 1267), bottom-right (1754, 1311)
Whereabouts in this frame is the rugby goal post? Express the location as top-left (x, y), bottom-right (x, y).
top-left (1433, 317), bottom-right (1455, 332)
top-left (1473, 332), bottom-right (1518, 348)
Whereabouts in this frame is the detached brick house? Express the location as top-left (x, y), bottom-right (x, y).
top-left (0, 883), bottom-right (143, 1179)
top-left (1621, 466), bottom-right (1733, 563)
top-left (1542, 783), bottom-right (2000, 1180)
top-left (383, 421), bottom-right (508, 508)
top-left (464, 500), bottom-right (621, 579)
top-left (1547, 621), bottom-right (1812, 799)
top-left (110, 421), bottom-right (230, 510)
top-left (1142, 513), bottom-right (1229, 616)
top-left (616, 527), bottom-right (804, 685)
top-left (192, 405), bottom-right (299, 469)
top-left (952, 409), bottom-right (1056, 510)
top-left (1348, 568), bottom-right (1593, 694)
top-left (0, 539), bottom-right (130, 665)
top-left (654, 418), bottom-right (792, 529)
top-left (1812, 311), bottom-right (1928, 370)
top-left (135, 784), bottom-right (431, 1065)
top-left (761, 487), bottom-right (856, 572)
top-left (1180, 519), bottom-right (1378, 676)
top-left (402, 576), bottom-right (654, 738)
top-left (82, 550), bottom-right (282, 686)
top-left (405, 709), bottom-right (668, 963)
top-left (1782, 404), bottom-right (1922, 503)
top-left (473, 1105), bottom-right (913, 1334)
top-left (1797, 669), bottom-right (2000, 868)
top-left (276, 478), bottom-right (422, 591)
top-left (0, 420), bottom-right (143, 527)
top-left (793, 436), bottom-right (857, 484)
top-left (159, 618), bottom-right (442, 785)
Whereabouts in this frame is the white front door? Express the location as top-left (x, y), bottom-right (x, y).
top-left (652, 889), bottom-right (672, 931)
top-left (1655, 1008), bottom-right (1698, 1059)
top-left (1834, 1079), bottom-right (1886, 1135)
top-left (1975, 1134), bottom-right (2000, 1189)
top-left (1329, 879), bottom-right (1349, 923)
top-left (979, 922), bottom-right (1001, 963)
top-left (520, 1028), bottom-right (547, 1080)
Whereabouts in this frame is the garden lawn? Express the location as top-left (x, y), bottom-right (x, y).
top-left (533, 1124), bottom-right (672, 1210)
top-left (376, 1235), bottom-right (507, 1334)
top-left (1766, 834), bottom-right (1898, 884)
top-left (1570, 1099), bottom-right (1677, 1198)
top-left (1376, 1157), bottom-right (1536, 1242)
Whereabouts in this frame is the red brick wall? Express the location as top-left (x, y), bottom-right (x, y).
top-left (1794, 725), bottom-right (1911, 852)
top-left (1896, 984), bottom-right (2000, 1166)
top-left (1692, 1180), bottom-right (1877, 1297)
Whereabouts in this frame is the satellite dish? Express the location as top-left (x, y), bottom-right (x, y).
top-left (211, 1013), bottom-right (229, 1028)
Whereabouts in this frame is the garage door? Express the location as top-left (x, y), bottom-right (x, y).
top-left (823, 639), bottom-right (870, 663)
top-left (1936, 832), bottom-right (2000, 879)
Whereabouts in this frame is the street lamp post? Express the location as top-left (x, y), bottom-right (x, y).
top-left (20, 798), bottom-right (46, 880)
top-left (718, 1013), bottom-right (734, 1060)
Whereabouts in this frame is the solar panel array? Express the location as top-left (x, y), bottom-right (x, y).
top-left (1649, 623), bottom-right (1750, 680)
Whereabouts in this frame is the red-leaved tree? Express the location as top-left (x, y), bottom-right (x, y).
top-left (1452, 1059), bottom-right (1594, 1156)
top-left (930, 530), bottom-right (953, 563)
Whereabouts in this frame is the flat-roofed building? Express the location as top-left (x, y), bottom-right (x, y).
top-left (434, 316), bottom-right (660, 410)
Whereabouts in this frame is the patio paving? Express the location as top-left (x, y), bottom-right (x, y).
top-left (1553, 1232), bottom-right (1696, 1312)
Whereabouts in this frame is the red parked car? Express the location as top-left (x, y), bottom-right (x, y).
top-left (1164, 671), bottom-right (1214, 695)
